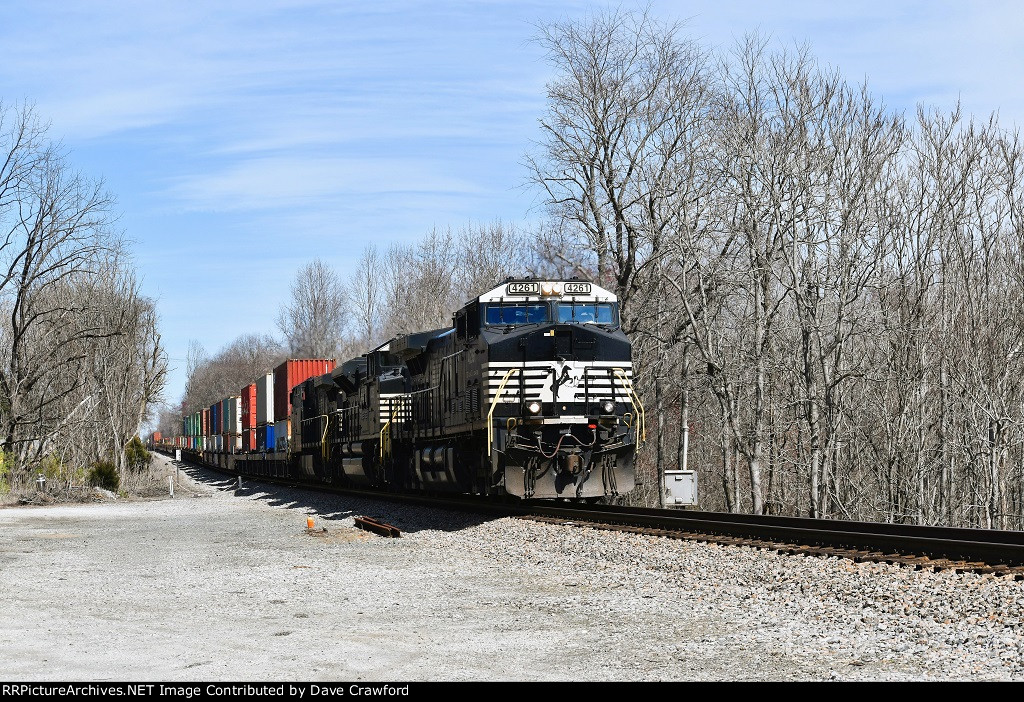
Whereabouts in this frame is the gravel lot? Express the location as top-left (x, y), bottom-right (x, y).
top-left (1, 452), bottom-right (1022, 681)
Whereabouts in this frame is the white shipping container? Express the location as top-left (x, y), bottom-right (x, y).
top-left (274, 418), bottom-right (290, 452)
top-left (225, 396), bottom-right (242, 434)
top-left (255, 373), bottom-right (275, 425)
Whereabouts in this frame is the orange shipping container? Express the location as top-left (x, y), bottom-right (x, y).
top-left (274, 359), bottom-right (336, 421)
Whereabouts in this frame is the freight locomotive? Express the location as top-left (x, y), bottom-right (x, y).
top-left (177, 278), bottom-right (641, 500)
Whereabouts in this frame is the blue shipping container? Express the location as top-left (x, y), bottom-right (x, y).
top-left (257, 425), bottom-right (275, 452)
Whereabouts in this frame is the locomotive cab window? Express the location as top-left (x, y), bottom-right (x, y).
top-left (557, 302), bottom-right (618, 325)
top-left (484, 303), bottom-right (549, 326)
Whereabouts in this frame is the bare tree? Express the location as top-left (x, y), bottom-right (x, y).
top-left (182, 333), bottom-right (284, 413)
top-left (527, 7), bottom-right (710, 333)
top-left (78, 256), bottom-right (168, 481)
top-left (344, 246), bottom-right (385, 351)
top-left (276, 258), bottom-right (346, 358)
top-left (0, 103), bottom-right (122, 479)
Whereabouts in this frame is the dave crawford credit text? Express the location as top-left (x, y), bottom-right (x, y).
top-left (3, 685), bottom-right (411, 698)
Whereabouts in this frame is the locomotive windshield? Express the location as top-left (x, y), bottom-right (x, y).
top-left (483, 301), bottom-right (619, 326)
top-left (557, 302), bottom-right (617, 325)
top-left (485, 303), bottom-right (549, 325)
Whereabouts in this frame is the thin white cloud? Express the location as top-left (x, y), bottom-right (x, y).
top-left (165, 155), bottom-right (486, 212)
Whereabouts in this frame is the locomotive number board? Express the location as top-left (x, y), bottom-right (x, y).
top-left (505, 281), bottom-right (593, 295)
top-left (563, 282), bottom-right (591, 295)
top-left (507, 282), bottom-right (540, 295)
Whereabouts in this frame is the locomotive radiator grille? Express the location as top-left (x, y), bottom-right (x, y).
top-left (379, 393), bottom-right (412, 424)
top-left (484, 361), bottom-right (634, 405)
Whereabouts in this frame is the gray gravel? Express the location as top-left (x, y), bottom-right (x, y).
top-left (1, 452), bottom-right (1022, 681)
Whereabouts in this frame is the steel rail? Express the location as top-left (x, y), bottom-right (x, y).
top-left (524, 504), bottom-right (1024, 567)
top-left (161, 447), bottom-right (1024, 568)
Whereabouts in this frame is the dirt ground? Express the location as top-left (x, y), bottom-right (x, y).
top-left (2, 452), bottom-right (1020, 682)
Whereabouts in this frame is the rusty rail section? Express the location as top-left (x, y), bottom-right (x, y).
top-left (354, 515), bottom-right (401, 538)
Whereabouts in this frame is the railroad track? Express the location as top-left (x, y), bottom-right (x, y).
top-left (519, 504), bottom-right (1024, 578)
top-left (161, 448), bottom-right (1024, 577)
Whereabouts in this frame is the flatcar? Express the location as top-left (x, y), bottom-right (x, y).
top-left (187, 278), bottom-right (642, 500)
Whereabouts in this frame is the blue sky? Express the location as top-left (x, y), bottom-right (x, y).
top-left (1, 0), bottom-right (1022, 409)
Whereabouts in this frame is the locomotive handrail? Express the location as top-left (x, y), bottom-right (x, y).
top-left (300, 413), bottom-right (334, 458)
top-left (321, 413), bottom-right (331, 459)
top-left (486, 367), bottom-right (520, 456)
top-left (613, 367), bottom-right (645, 443)
top-left (379, 407), bottom-right (400, 459)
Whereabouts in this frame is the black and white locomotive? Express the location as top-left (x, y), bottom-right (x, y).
top-left (236, 278), bottom-right (641, 500)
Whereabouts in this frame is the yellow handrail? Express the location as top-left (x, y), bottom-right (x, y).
top-left (486, 368), bottom-right (520, 456)
top-left (301, 413), bottom-right (333, 459)
top-left (379, 407), bottom-right (399, 459)
top-left (613, 367), bottom-right (645, 443)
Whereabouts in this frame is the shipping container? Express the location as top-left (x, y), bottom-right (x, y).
top-left (212, 402), bottom-right (223, 435)
top-left (223, 433), bottom-right (240, 453)
top-left (202, 409), bottom-right (210, 437)
top-left (222, 396), bottom-right (241, 434)
top-left (256, 373), bottom-right (274, 425)
top-left (256, 424), bottom-right (275, 453)
top-left (241, 384), bottom-right (257, 431)
top-left (273, 359), bottom-right (336, 422)
top-left (244, 428), bottom-right (256, 452)
top-left (274, 418), bottom-right (291, 452)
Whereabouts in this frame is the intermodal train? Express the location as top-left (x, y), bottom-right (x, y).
top-left (173, 278), bottom-right (642, 500)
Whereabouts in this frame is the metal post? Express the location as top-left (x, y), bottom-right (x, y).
top-left (169, 476), bottom-right (174, 498)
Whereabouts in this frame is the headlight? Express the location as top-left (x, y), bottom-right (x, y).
top-left (526, 401), bottom-right (542, 415)
top-left (601, 400), bottom-right (615, 414)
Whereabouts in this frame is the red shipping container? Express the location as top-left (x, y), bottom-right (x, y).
top-left (245, 428), bottom-right (256, 452)
top-left (240, 383), bottom-right (257, 431)
top-left (274, 359), bottom-right (336, 421)
top-left (202, 408), bottom-right (210, 436)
